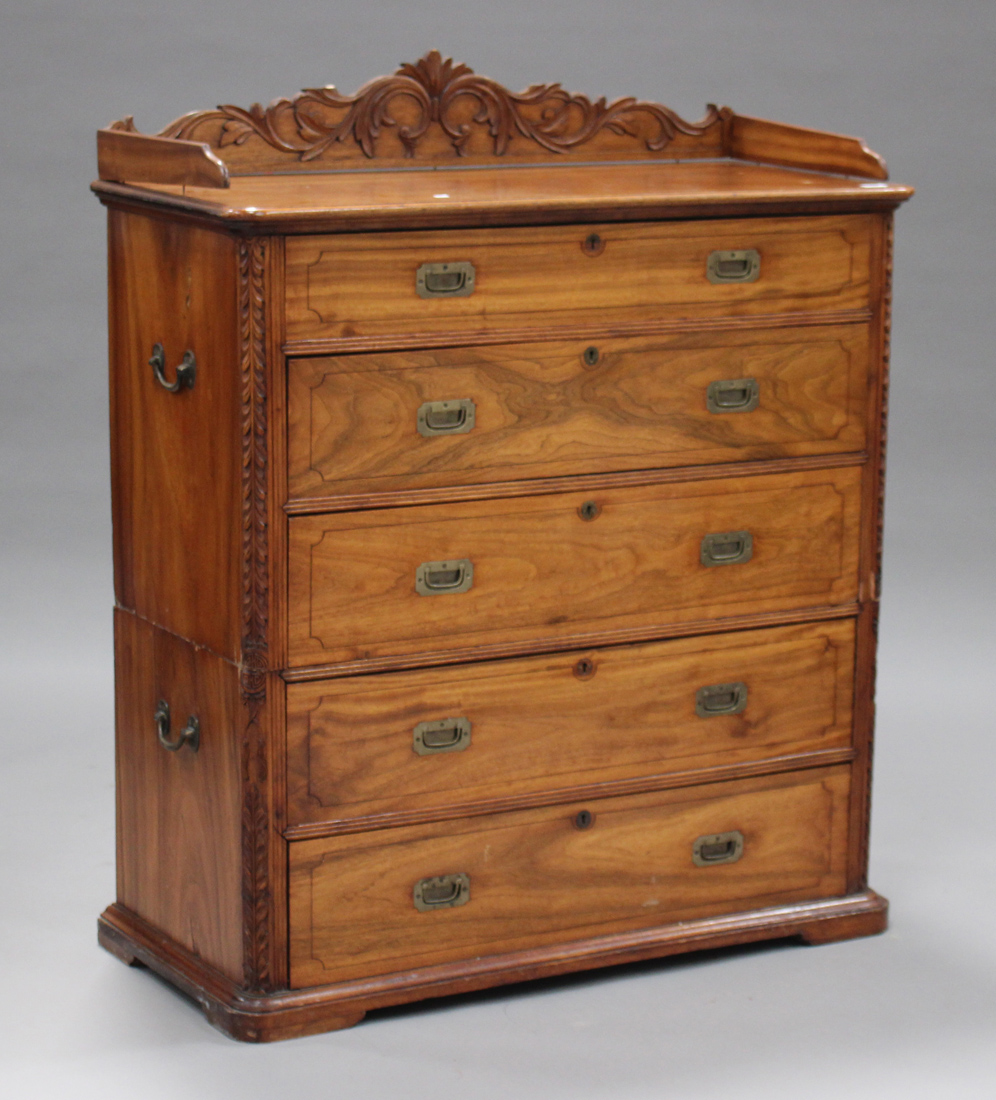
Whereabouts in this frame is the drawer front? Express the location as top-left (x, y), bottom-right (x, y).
top-left (286, 620), bottom-right (855, 826)
top-left (289, 766), bottom-right (851, 987)
top-left (284, 215), bottom-right (873, 344)
top-left (287, 466), bottom-right (862, 666)
top-left (287, 324), bottom-right (870, 500)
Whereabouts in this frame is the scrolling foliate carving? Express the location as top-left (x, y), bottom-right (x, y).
top-left (147, 51), bottom-right (721, 167)
top-left (238, 237), bottom-right (271, 990)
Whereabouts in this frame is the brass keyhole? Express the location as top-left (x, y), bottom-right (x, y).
top-left (575, 810), bottom-right (594, 829)
top-left (578, 500), bottom-right (600, 521)
top-left (582, 233), bottom-right (605, 256)
top-left (574, 657), bottom-right (596, 679)
top-left (582, 346), bottom-right (600, 367)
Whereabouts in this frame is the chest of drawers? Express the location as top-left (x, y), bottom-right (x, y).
top-left (93, 53), bottom-right (912, 1041)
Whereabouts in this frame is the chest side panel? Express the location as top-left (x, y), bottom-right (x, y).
top-left (108, 208), bottom-right (242, 658)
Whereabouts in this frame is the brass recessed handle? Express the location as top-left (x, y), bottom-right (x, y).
top-left (413, 717), bottom-right (472, 755)
top-left (416, 261), bottom-right (476, 298)
top-left (149, 343), bottom-right (196, 392)
top-left (692, 831), bottom-right (744, 866)
top-left (701, 530), bottom-right (753, 567)
top-left (695, 682), bottom-right (749, 717)
top-left (413, 873), bottom-right (471, 911)
top-left (415, 559), bottom-right (474, 595)
top-left (707, 378), bottom-right (759, 414)
top-left (154, 699), bottom-right (200, 753)
top-left (417, 399), bottom-right (476, 437)
top-left (706, 249), bottom-right (761, 284)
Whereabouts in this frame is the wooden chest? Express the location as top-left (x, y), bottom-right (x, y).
top-left (93, 53), bottom-right (912, 1041)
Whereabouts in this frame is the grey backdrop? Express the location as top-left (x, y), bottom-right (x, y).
top-left (2, 1), bottom-right (994, 1096)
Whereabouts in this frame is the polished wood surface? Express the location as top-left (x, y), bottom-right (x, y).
top-left (93, 161), bottom-right (912, 234)
top-left (289, 766), bottom-right (851, 987)
top-left (288, 466), bottom-right (862, 666)
top-left (726, 113), bottom-right (887, 180)
top-left (99, 889), bottom-right (887, 1041)
top-left (285, 215), bottom-right (873, 344)
top-left (285, 621), bottom-right (855, 828)
top-left (98, 124), bottom-right (229, 188)
top-left (108, 209), bottom-right (243, 660)
top-left (96, 65), bottom-right (909, 1040)
top-left (287, 324), bottom-right (870, 499)
top-left (113, 609), bottom-right (243, 981)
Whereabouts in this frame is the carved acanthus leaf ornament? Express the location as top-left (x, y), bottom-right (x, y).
top-left (129, 51), bottom-right (720, 164)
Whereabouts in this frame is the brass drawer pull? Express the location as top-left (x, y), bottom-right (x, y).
top-left (415, 559), bottom-right (474, 595)
top-left (149, 343), bottom-right (196, 392)
top-left (707, 378), bottom-right (759, 414)
top-left (695, 682), bottom-right (748, 717)
top-left (417, 398), bottom-right (476, 437)
top-left (701, 530), bottom-right (753, 567)
top-left (692, 830), bottom-right (744, 866)
top-left (413, 873), bottom-right (471, 911)
top-left (153, 699), bottom-right (200, 753)
top-left (413, 717), bottom-right (472, 755)
top-left (416, 261), bottom-right (476, 298)
top-left (706, 249), bottom-right (760, 284)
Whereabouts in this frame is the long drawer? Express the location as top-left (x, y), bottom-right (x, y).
top-left (287, 465), bottom-right (862, 666)
top-left (286, 620), bottom-right (855, 827)
top-left (287, 324), bottom-right (871, 500)
top-left (288, 766), bottom-right (851, 987)
top-left (284, 215), bottom-right (873, 344)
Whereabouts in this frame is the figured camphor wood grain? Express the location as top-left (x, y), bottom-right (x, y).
top-left (284, 215), bottom-right (873, 344)
top-left (114, 609), bottom-right (243, 981)
top-left (285, 620), bottom-right (855, 827)
top-left (108, 209), bottom-right (242, 659)
top-left (288, 766), bottom-right (851, 987)
top-left (287, 324), bottom-right (870, 499)
top-left (287, 465), bottom-right (862, 666)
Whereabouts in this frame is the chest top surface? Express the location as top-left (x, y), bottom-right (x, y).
top-left (91, 50), bottom-right (912, 232)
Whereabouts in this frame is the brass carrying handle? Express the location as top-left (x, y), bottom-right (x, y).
top-left (149, 343), bottom-right (196, 392)
top-left (417, 399), bottom-right (476, 437)
top-left (413, 873), bottom-right (471, 911)
top-left (707, 378), bottom-right (759, 414)
top-left (692, 831), bottom-right (744, 866)
top-left (696, 682), bottom-right (749, 717)
top-left (416, 261), bottom-right (476, 298)
top-left (413, 717), bottom-right (472, 755)
top-left (415, 559), bottom-right (474, 596)
top-left (700, 530), bottom-right (753, 567)
top-left (706, 249), bottom-right (761, 284)
top-left (154, 699), bottom-right (200, 753)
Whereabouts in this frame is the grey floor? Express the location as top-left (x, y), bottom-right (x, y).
top-left (3, 1), bottom-right (996, 1095)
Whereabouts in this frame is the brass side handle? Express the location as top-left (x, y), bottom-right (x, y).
top-left (154, 699), bottom-right (200, 753)
top-left (415, 559), bottom-right (474, 596)
top-left (707, 378), bottom-right (759, 414)
top-left (692, 831), bottom-right (744, 866)
top-left (706, 249), bottom-right (761, 284)
top-left (413, 873), bottom-right (471, 911)
top-left (413, 717), bottom-right (472, 755)
top-left (417, 399), bottom-right (476, 437)
top-left (701, 530), bottom-right (753, 567)
top-left (149, 343), bottom-right (196, 392)
top-left (416, 261), bottom-right (476, 298)
top-left (695, 682), bottom-right (749, 717)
